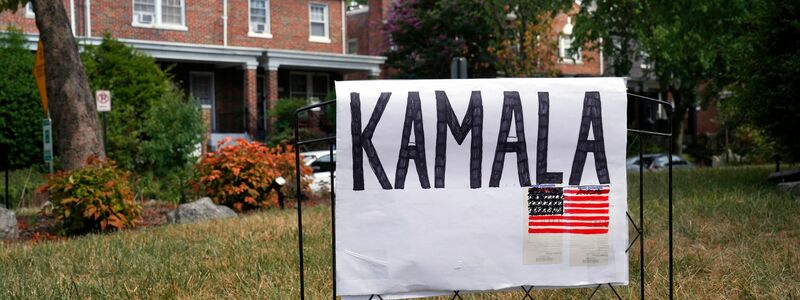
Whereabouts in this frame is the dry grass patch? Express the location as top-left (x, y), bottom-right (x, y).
top-left (1, 166), bottom-right (799, 299)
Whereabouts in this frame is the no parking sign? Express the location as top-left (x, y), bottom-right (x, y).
top-left (96, 90), bottom-right (111, 112)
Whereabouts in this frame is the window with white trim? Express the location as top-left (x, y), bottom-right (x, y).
top-left (161, 0), bottom-right (183, 25)
top-left (347, 39), bottom-right (358, 54)
top-left (249, 0), bottom-right (271, 36)
top-left (558, 35), bottom-right (582, 63)
top-left (133, 0), bottom-right (186, 29)
top-left (309, 3), bottom-right (329, 42)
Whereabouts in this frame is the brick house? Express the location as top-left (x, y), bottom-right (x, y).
top-left (346, 0), bottom-right (603, 78)
top-left (1, 0), bottom-right (386, 143)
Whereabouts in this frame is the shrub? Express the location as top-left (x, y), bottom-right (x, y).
top-left (81, 37), bottom-right (204, 171)
top-left (138, 86), bottom-right (205, 175)
top-left (135, 167), bottom-right (198, 205)
top-left (0, 28), bottom-right (44, 168)
top-left (267, 98), bottom-right (327, 146)
top-left (135, 87), bottom-right (204, 203)
top-left (195, 139), bottom-right (312, 211)
top-left (38, 157), bottom-right (141, 235)
top-left (82, 36), bottom-right (204, 202)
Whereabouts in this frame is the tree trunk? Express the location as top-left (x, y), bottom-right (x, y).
top-left (31, 0), bottom-right (104, 170)
top-left (668, 87), bottom-right (692, 156)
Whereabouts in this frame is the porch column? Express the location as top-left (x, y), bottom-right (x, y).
top-left (244, 66), bottom-right (258, 136)
top-left (202, 105), bottom-right (212, 154)
top-left (266, 67), bottom-right (279, 132)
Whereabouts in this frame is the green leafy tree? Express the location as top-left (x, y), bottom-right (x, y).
top-left (81, 37), bottom-right (204, 202)
top-left (384, 0), bottom-right (571, 79)
top-left (82, 36), bottom-right (173, 170)
top-left (267, 98), bottom-right (326, 147)
top-left (0, 28), bottom-right (43, 168)
top-left (723, 0), bottom-right (800, 160)
top-left (385, 0), bottom-right (496, 78)
top-left (1, 0), bottom-right (105, 170)
top-left (136, 87), bottom-right (205, 203)
top-left (573, 0), bottom-right (748, 153)
top-left (486, 3), bottom-right (564, 77)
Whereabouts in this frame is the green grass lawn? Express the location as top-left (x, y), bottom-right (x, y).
top-left (1, 166), bottom-right (798, 299)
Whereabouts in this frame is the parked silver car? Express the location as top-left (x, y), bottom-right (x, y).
top-left (301, 150), bottom-right (336, 192)
top-left (626, 154), bottom-right (660, 170)
top-left (626, 153), bottom-right (694, 171)
top-left (649, 154), bottom-right (694, 170)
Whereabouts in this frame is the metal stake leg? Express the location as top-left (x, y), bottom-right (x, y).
top-left (294, 115), bottom-right (305, 300)
top-left (330, 141), bottom-right (336, 300)
top-left (638, 104), bottom-right (645, 300)
top-left (668, 126), bottom-right (674, 300)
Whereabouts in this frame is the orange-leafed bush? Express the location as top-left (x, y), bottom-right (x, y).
top-left (38, 157), bottom-right (141, 235)
top-left (195, 139), bottom-right (312, 211)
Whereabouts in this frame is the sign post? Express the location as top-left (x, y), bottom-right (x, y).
top-left (1, 143), bottom-right (8, 209)
top-left (96, 90), bottom-right (111, 153)
top-left (42, 118), bottom-right (53, 174)
top-left (34, 41), bottom-right (54, 175)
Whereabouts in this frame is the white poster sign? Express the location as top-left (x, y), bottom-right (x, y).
top-left (96, 90), bottom-right (111, 112)
top-left (335, 78), bottom-right (628, 299)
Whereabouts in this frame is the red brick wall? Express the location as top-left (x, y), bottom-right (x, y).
top-left (366, 0), bottom-right (391, 56)
top-left (90, 0), bottom-right (223, 45)
top-left (346, 0), bottom-right (388, 56)
top-left (3, 0), bottom-right (345, 54)
top-left (0, 1), bottom-right (73, 34)
top-left (244, 68), bottom-right (257, 134)
top-left (228, 0), bottom-right (344, 52)
top-left (552, 4), bottom-right (602, 77)
top-left (346, 8), bottom-right (368, 54)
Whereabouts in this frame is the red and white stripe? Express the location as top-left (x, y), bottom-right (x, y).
top-left (528, 186), bottom-right (610, 235)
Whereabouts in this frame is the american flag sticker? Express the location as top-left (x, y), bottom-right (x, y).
top-left (527, 185), bottom-right (610, 235)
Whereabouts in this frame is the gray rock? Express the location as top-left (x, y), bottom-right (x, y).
top-left (778, 181), bottom-right (800, 200)
top-left (40, 200), bottom-right (52, 209)
top-left (167, 197), bottom-right (237, 224)
top-left (0, 207), bottom-right (18, 241)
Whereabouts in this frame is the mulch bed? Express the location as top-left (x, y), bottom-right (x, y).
top-left (8, 197), bottom-right (326, 244)
top-left (13, 202), bottom-right (176, 244)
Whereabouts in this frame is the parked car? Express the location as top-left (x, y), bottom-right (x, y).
top-left (301, 150), bottom-right (336, 192)
top-left (626, 154), bottom-right (660, 170)
top-left (648, 154), bottom-right (694, 170)
top-left (626, 153), bottom-right (694, 171)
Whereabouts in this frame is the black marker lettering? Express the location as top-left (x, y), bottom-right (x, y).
top-left (569, 91), bottom-right (611, 185)
top-left (536, 92), bottom-right (563, 184)
top-left (395, 92), bottom-right (431, 189)
top-left (434, 91), bottom-right (483, 188)
top-left (351, 92), bottom-right (393, 190)
top-left (489, 91), bottom-right (531, 187)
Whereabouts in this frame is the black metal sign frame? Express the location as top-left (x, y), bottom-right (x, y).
top-left (293, 93), bottom-right (674, 300)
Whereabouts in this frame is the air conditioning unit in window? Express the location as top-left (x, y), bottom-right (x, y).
top-left (254, 23), bottom-right (266, 33)
top-left (137, 13), bottom-right (154, 25)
